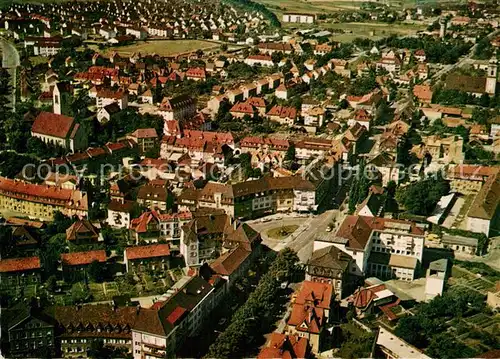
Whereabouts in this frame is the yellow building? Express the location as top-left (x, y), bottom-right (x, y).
top-left (0, 177), bottom-right (88, 220)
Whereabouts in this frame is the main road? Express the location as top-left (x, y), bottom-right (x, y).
top-left (432, 29), bottom-right (500, 81)
top-left (0, 36), bottom-right (20, 108)
top-left (248, 209), bottom-right (347, 263)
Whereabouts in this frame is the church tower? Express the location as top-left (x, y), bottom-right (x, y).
top-left (486, 58), bottom-right (498, 96)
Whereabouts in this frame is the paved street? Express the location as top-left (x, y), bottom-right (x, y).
top-left (249, 209), bottom-right (346, 263)
top-left (432, 29), bottom-right (500, 81)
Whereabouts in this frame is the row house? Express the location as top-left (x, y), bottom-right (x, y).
top-left (257, 42), bottom-right (293, 55)
top-left (180, 213), bottom-right (261, 267)
top-left (124, 244), bottom-right (171, 274)
top-left (96, 88), bottom-right (128, 110)
top-left (47, 305), bottom-right (136, 357)
top-left (245, 54), bottom-right (274, 67)
top-left (0, 177), bottom-right (88, 221)
top-left (179, 170), bottom-right (334, 220)
top-left (132, 276), bottom-right (217, 359)
top-left (266, 105), bottom-right (298, 125)
top-left (129, 210), bottom-right (192, 245)
top-left (61, 250), bottom-right (107, 282)
top-left (0, 257), bottom-right (41, 290)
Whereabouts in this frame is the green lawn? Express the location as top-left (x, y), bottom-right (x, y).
top-left (266, 225), bottom-right (299, 240)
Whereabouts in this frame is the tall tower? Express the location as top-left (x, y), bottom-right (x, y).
top-left (439, 17), bottom-right (447, 39)
top-left (486, 58), bottom-right (498, 96)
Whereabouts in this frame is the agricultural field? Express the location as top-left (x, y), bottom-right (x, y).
top-left (325, 21), bottom-right (426, 42)
top-left (255, 0), bottom-right (467, 16)
top-left (105, 40), bottom-right (220, 57)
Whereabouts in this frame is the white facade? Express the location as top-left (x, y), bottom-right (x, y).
top-left (467, 216), bottom-right (490, 236)
top-left (282, 14), bottom-right (315, 24)
top-left (293, 189), bottom-right (317, 212)
top-left (107, 208), bottom-right (131, 229)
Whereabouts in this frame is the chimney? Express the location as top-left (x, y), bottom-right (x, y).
top-left (136, 304), bottom-right (140, 315)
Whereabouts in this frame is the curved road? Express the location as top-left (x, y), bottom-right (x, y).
top-left (0, 37), bottom-right (20, 108)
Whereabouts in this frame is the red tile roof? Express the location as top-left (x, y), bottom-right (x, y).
top-left (130, 128), bottom-right (158, 139)
top-left (266, 105), bottom-right (297, 119)
top-left (258, 333), bottom-right (309, 359)
top-left (0, 256), bottom-right (41, 273)
top-left (295, 281), bottom-right (333, 309)
top-left (230, 101), bottom-right (255, 114)
top-left (125, 244), bottom-right (171, 260)
top-left (186, 67), bottom-right (206, 79)
top-left (166, 306), bottom-right (187, 325)
top-left (61, 250), bottom-right (106, 266)
top-left (0, 177), bottom-right (88, 211)
top-left (32, 112), bottom-right (75, 138)
top-left (335, 215), bottom-right (424, 250)
top-left (210, 246), bottom-right (250, 276)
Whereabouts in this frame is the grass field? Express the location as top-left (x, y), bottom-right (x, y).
top-left (255, 0), bottom-right (467, 16)
top-left (105, 40), bottom-right (219, 57)
top-left (267, 225), bottom-right (299, 239)
top-left (326, 22), bottom-right (426, 42)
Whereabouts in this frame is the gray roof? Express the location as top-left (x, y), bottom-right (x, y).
top-left (429, 258), bottom-right (449, 272)
top-left (442, 234), bottom-right (478, 247)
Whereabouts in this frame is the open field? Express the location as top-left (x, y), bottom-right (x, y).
top-left (255, 0), bottom-right (468, 16)
top-left (104, 40), bottom-right (220, 57)
top-left (326, 21), bottom-right (426, 42)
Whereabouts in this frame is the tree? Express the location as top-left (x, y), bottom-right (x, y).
top-left (206, 248), bottom-right (299, 358)
top-left (0, 68), bottom-right (13, 145)
top-left (426, 333), bottom-right (477, 359)
top-left (396, 172), bottom-right (450, 215)
top-left (284, 144), bottom-right (296, 162)
top-left (88, 260), bottom-right (104, 282)
top-left (220, 43), bottom-right (228, 52)
top-left (45, 275), bottom-right (57, 292)
top-left (41, 234), bottom-right (67, 278)
top-left (71, 283), bottom-right (89, 303)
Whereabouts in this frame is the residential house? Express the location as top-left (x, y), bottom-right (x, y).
top-left (0, 177), bottom-right (88, 220)
top-left (314, 215), bottom-right (425, 279)
top-left (0, 257), bottom-right (41, 289)
top-left (97, 102), bottom-right (122, 123)
top-left (287, 281), bottom-right (333, 353)
top-left (306, 246), bottom-right (352, 299)
top-left (159, 95), bottom-right (197, 124)
top-left (132, 276), bottom-right (216, 358)
top-left (128, 128), bottom-right (158, 154)
top-left (124, 244), bottom-right (171, 274)
top-left (61, 250), bottom-right (107, 282)
top-left (65, 220), bottom-right (102, 244)
top-left (266, 105), bottom-right (297, 126)
top-left (258, 333), bottom-right (310, 359)
top-left (96, 88), bottom-right (128, 110)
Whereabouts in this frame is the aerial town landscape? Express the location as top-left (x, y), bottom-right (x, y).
top-left (0, 0), bottom-right (499, 358)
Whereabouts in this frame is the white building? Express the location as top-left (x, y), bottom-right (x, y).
top-left (314, 216), bottom-right (425, 280)
top-left (282, 13), bottom-right (315, 24)
top-left (376, 327), bottom-right (431, 359)
top-left (132, 276), bottom-right (216, 359)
